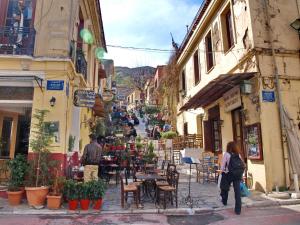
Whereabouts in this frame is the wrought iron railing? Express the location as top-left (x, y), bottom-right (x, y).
top-left (75, 49), bottom-right (88, 81)
top-left (0, 26), bottom-right (35, 56)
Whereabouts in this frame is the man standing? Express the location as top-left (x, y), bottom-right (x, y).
top-left (81, 134), bottom-right (102, 182)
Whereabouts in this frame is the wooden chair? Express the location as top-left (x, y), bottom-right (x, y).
top-left (195, 134), bottom-right (203, 148)
top-left (120, 173), bottom-right (139, 208)
top-left (157, 170), bottom-right (180, 209)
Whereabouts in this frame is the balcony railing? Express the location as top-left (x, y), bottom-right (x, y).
top-left (0, 26), bottom-right (35, 56)
top-left (75, 49), bottom-right (88, 81)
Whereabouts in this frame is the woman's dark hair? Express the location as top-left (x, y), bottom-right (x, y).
top-left (226, 141), bottom-right (240, 154)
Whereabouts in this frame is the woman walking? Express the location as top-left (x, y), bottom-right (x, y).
top-left (220, 141), bottom-right (245, 215)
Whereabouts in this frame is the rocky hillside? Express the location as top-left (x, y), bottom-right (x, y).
top-left (115, 66), bottom-right (156, 88)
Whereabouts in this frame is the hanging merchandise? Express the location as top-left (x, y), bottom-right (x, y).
top-left (95, 47), bottom-right (105, 60)
top-left (80, 29), bottom-right (94, 44)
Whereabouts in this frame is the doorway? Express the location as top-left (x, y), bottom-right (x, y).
top-left (0, 111), bottom-right (18, 159)
top-left (231, 108), bottom-right (246, 161)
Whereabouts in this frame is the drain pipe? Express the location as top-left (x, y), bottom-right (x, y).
top-left (261, 0), bottom-right (290, 188)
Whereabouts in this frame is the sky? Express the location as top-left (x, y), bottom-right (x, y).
top-left (100, 0), bottom-right (203, 68)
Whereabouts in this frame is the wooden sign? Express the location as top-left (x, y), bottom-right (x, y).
top-left (223, 86), bottom-right (241, 112)
top-left (73, 90), bottom-right (96, 107)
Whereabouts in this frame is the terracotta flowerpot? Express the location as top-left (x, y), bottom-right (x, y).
top-left (7, 191), bottom-right (23, 206)
top-left (80, 199), bottom-right (90, 210)
top-left (47, 194), bottom-right (62, 209)
top-left (68, 199), bottom-right (78, 210)
top-left (25, 186), bottom-right (49, 207)
top-left (93, 198), bottom-right (103, 210)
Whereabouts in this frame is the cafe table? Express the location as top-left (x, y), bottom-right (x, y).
top-left (135, 173), bottom-right (165, 202)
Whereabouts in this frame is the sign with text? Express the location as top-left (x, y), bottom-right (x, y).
top-left (223, 86), bottom-right (242, 112)
top-left (47, 80), bottom-right (64, 91)
top-left (73, 90), bottom-right (96, 107)
top-left (262, 91), bottom-right (275, 102)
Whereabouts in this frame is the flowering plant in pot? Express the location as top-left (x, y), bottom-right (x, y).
top-left (90, 179), bottom-right (106, 210)
top-left (6, 154), bottom-right (29, 206)
top-left (46, 169), bottom-right (65, 210)
top-left (25, 109), bottom-right (58, 207)
top-left (78, 182), bottom-right (92, 210)
top-left (63, 179), bottom-right (79, 210)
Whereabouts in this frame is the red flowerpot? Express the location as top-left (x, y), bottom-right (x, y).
top-left (93, 198), bottom-right (103, 210)
top-left (68, 199), bottom-right (78, 210)
top-left (80, 199), bottom-right (90, 210)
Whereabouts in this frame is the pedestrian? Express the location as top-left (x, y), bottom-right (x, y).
top-left (220, 141), bottom-right (245, 215)
top-left (81, 134), bottom-right (102, 182)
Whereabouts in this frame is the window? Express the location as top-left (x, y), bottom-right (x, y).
top-left (221, 5), bottom-right (234, 52)
top-left (205, 31), bottom-right (214, 71)
top-left (0, 0), bottom-right (35, 28)
top-left (193, 50), bottom-right (200, 85)
top-left (184, 122), bottom-right (188, 136)
top-left (181, 69), bottom-right (186, 91)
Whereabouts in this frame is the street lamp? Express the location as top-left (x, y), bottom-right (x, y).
top-left (290, 18), bottom-right (300, 37)
top-left (50, 96), bottom-right (56, 107)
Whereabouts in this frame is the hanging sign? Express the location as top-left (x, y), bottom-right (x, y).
top-left (262, 91), bottom-right (275, 102)
top-left (223, 86), bottom-right (242, 112)
top-left (47, 80), bottom-right (64, 91)
top-left (73, 90), bottom-right (96, 107)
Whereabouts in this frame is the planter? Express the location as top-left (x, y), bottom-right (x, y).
top-left (80, 199), bottom-right (90, 210)
top-left (68, 199), bottom-right (78, 210)
top-left (7, 191), bottom-right (23, 206)
top-left (47, 194), bottom-right (62, 209)
top-left (25, 186), bottom-right (49, 207)
top-left (93, 198), bottom-right (103, 210)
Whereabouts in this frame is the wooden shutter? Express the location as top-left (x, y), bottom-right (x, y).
top-left (0, 0), bottom-right (9, 27)
top-left (204, 120), bottom-right (213, 151)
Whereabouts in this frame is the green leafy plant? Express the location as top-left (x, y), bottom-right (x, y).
top-left (27, 109), bottom-right (57, 187)
top-left (143, 142), bottom-right (157, 164)
top-left (7, 154), bottom-right (29, 191)
top-left (144, 106), bottom-right (160, 114)
top-left (68, 135), bottom-right (75, 152)
top-left (78, 182), bottom-right (92, 200)
top-left (135, 135), bottom-right (142, 143)
top-left (63, 179), bottom-right (79, 200)
top-left (161, 131), bottom-right (177, 139)
top-left (89, 179), bottom-right (106, 200)
top-left (136, 142), bottom-right (143, 150)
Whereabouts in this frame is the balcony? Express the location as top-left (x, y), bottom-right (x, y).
top-left (75, 49), bottom-right (88, 81)
top-left (0, 26), bottom-right (35, 56)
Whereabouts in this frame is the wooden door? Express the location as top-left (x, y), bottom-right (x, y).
top-left (0, 111), bottom-right (18, 159)
top-left (231, 108), bottom-right (245, 160)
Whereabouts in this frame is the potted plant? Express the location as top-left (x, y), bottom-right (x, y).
top-left (143, 141), bottom-right (157, 164)
top-left (25, 109), bottom-right (56, 207)
top-left (46, 169), bottom-right (65, 209)
top-left (63, 179), bottom-right (79, 210)
top-left (78, 182), bottom-right (91, 210)
top-left (90, 179), bottom-right (106, 210)
top-left (6, 154), bottom-right (29, 206)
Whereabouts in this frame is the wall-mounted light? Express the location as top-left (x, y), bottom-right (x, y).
top-left (240, 80), bottom-right (252, 94)
top-left (290, 18), bottom-right (300, 37)
top-left (50, 96), bottom-right (56, 107)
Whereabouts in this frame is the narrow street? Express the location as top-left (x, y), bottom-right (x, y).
top-left (0, 205), bottom-right (299, 225)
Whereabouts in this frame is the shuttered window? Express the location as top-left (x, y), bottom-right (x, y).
top-left (205, 31), bottom-right (214, 71)
top-left (193, 50), bottom-right (200, 85)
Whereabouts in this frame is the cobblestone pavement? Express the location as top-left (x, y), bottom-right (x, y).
top-left (102, 163), bottom-right (265, 211)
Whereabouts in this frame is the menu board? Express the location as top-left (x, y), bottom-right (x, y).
top-left (245, 123), bottom-right (263, 160)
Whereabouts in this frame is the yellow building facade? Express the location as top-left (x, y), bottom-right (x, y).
top-left (176, 0), bottom-right (300, 192)
top-left (0, 0), bottom-right (106, 171)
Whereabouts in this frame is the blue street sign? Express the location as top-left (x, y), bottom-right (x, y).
top-left (262, 90), bottom-right (275, 102)
top-left (47, 80), bottom-right (64, 91)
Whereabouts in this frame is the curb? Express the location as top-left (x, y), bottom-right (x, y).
top-left (0, 199), bottom-right (299, 216)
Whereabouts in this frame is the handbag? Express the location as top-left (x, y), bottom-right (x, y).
top-left (217, 173), bottom-right (222, 189)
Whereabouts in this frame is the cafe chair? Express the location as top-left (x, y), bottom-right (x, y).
top-left (157, 170), bottom-right (180, 209)
top-left (120, 173), bottom-right (139, 208)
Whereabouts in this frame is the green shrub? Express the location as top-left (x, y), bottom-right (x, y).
top-left (161, 131), bottom-right (177, 139)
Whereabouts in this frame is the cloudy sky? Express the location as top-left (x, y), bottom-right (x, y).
top-left (101, 0), bottom-right (203, 67)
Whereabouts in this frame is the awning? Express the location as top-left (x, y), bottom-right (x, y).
top-left (98, 67), bottom-right (106, 79)
top-left (93, 95), bottom-right (105, 117)
top-left (180, 72), bottom-right (256, 111)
